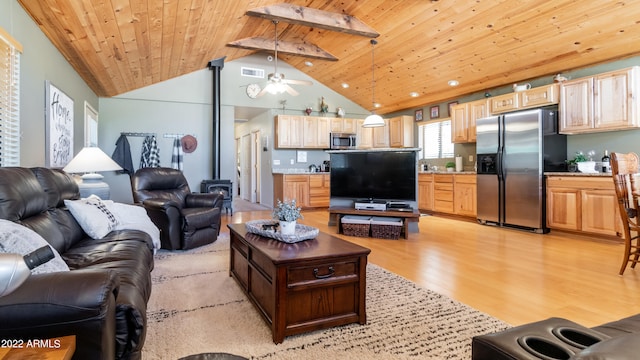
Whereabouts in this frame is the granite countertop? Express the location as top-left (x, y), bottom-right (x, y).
top-left (272, 170), bottom-right (330, 174)
top-left (418, 170), bottom-right (477, 174)
top-left (545, 171), bottom-right (611, 177)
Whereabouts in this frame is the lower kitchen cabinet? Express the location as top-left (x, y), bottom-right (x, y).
top-left (454, 175), bottom-right (477, 216)
top-left (273, 173), bottom-right (330, 209)
top-left (546, 175), bottom-right (622, 236)
top-left (418, 173), bottom-right (434, 211)
top-left (434, 174), bottom-right (454, 213)
top-left (419, 173), bottom-right (476, 217)
top-left (308, 174), bottom-right (330, 207)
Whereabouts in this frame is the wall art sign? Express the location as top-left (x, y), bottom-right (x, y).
top-left (45, 81), bottom-right (74, 168)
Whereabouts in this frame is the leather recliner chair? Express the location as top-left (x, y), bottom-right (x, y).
top-left (131, 167), bottom-right (224, 250)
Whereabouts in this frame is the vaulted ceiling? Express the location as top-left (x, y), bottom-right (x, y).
top-left (18, 0), bottom-right (640, 114)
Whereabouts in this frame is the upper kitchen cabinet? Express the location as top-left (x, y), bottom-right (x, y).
top-left (356, 118), bottom-right (389, 148)
top-left (490, 84), bottom-right (559, 114)
top-left (560, 66), bottom-right (639, 134)
top-left (451, 99), bottom-right (488, 143)
top-left (275, 115), bottom-right (303, 148)
top-left (389, 115), bottom-right (414, 147)
top-left (302, 116), bottom-right (330, 148)
top-left (330, 117), bottom-right (357, 134)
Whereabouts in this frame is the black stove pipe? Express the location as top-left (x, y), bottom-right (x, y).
top-left (207, 57), bottom-right (226, 180)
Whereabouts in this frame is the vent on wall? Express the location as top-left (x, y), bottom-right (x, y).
top-left (241, 67), bottom-right (265, 78)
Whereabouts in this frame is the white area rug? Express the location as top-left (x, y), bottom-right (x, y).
top-left (143, 233), bottom-right (510, 359)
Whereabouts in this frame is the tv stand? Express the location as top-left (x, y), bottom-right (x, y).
top-left (328, 207), bottom-right (420, 239)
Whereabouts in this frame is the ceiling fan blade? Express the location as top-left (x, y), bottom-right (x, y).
top-left (282, 78), bottom-right (313, 86)
top-left (284, 85), bottom-right (299, 96)
top-left (257, 86), bottom-right (269, 97)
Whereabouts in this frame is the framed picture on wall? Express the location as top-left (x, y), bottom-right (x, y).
top-left (430, 105), bottom-right (439, 119)
top-left (84, 101), bottom-right (98, 147)
top-left (415, 109), bottom-right (423, 122)
top-left (45, 81), bottom-right (74, 168)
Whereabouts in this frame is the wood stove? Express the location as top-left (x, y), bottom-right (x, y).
top-left (201, 179), bottom-right (232, 215)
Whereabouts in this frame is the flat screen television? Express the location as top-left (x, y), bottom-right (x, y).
top-left (330, 151), bottom-right (417, 201)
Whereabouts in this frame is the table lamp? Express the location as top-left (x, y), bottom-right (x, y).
top-left (63, 147), bottom-right (123, 199)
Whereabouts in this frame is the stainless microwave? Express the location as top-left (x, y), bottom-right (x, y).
top-left (330, 132), bottom-right (356, 149)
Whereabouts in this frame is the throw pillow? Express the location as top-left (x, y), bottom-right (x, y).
top-left (64, 196), bottom-right (118, 239)
top-left (0, 219), bottom-right (70, 274)
top-left (109, 203), bottom-right (161, 250)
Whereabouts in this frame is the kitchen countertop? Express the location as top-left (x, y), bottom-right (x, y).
top-left (418, 171), bottom-right (476, 174)
top-left (272, 170), bottom-right (330, 174)
top-left (545, 172), bottom-right (611, 177)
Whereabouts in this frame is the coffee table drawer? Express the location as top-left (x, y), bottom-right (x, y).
top-left (287, 261), bottom-right (358, 288)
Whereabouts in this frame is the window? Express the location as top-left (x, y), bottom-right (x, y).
top-left (417, 119), bottom-right (454, 159)
top-left (0, 27), bottom-right (21, 167)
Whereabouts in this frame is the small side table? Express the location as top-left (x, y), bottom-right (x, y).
top-left (0, 335), bottom-right (75, 360)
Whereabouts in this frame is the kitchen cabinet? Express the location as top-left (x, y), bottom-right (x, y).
top-left (451, 99), bottom-right (488, 143)
top-left (302, 116), bottom-right (330, 148)
top-left (330, 117), bottom-right (357, 134)
top-left (560, 66), bottom-right (640, 134)
top-left (372, 119), bottom-right (390, 147)
top-left (273, 173), bottom-right (332, 209)
top-left (433, 174), bottom-right (454, 214)
top-left (389, 115), bottom-right (414, 147)
top-left (275, 115), bottom-right (303, 148)
top-left (454, 175), bottom-right (477, 216)
top-left (490, 84), bottom-right (559, 114)
top-left (273, 174), bottom-right (309, 208)
top-left (356, 118), bottom-right (389, 148)
top-left (418, 173), bottom-right (433, 211)
top-left (546, 176), bottom-right (622, 236)
top-left (308, 174), bottom-right (330, 207)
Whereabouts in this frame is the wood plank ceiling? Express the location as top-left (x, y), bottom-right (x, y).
top-left (17, 0), bottom-right (640, 115)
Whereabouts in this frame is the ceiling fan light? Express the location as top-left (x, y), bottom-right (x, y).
top-left (363, 113), bottom-right (384, 127)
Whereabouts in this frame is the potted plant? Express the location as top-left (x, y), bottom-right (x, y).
top-left (567, 151), bottom-right (596, 173)
top-left (273, 199), bottom-right (303, 235)
top-left (445, 161), bottom-right (456, 172)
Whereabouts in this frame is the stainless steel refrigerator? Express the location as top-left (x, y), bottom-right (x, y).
top-left (476, 106), bottom-right (566, 233)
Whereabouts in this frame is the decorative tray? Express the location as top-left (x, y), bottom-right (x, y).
top-left (245, 219), bottom-right (319, 243)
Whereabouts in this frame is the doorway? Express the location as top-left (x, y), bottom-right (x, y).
top-left (238, 131), bottom-right (262, 203)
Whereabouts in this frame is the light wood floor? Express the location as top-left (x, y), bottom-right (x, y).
top-left (221, 209), bottom-right (640, 328)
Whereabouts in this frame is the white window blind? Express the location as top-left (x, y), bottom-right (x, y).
top-left (418, 120), bottom-right (454, 159)
top-left (0, 28), bottom-right (21, 167)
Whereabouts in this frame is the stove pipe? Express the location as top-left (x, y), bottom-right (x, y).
top-left (207, 57), bottom-right (226, 180)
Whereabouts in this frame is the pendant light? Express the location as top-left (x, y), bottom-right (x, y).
top-left (362, 39), bottom-right (384, 128)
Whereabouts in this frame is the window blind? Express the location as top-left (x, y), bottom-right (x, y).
top-left (0, 28), bottom-right (21, 167)
top-left (418, 119), bottom-right (454, 159)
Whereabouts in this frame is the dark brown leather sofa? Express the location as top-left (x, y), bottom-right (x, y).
top-left (472, 315), bottom-right (640, 359)
top-left (131, 167), bottom-right (223, 250)
top-left (0, 167), bottom-right (154, 360)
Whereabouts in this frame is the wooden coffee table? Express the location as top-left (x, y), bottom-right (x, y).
top-left (227, 223), bottom-right (371, 344)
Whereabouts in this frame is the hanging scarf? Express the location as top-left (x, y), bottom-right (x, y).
top-left (140, 135), bottom-right (160, 168)
top-left (171, 137), bottom-right (183, 171)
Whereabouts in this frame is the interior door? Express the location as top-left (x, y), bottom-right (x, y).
top-left (240, 134), bottom-right (251, 201)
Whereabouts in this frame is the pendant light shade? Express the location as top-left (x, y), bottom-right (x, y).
top-left (362, 39), bottom-right (384, 128)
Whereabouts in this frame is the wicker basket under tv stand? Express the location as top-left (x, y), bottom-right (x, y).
top-left (328, 207), bottom-right (420, 239)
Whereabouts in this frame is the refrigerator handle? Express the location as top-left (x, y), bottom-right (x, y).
top-left (496, 150), bottom-right (503, 181)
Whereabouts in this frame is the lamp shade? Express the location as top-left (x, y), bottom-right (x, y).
top-left (362, 113), bottom-right (385, 128)
top-left (63, 147), bottom-right (123, 174)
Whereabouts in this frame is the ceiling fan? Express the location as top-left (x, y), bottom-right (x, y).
top-left (257, 21), bottom-right (312, 97)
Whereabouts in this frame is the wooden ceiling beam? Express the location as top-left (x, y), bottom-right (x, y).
top-left (246, 3), bottom-right (379, 38)
top-left (227, 37), bottom-right (338, 61)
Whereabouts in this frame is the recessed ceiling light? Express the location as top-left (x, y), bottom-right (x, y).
top-left (374, 103), bottom-right (381, 108)
top-left (448, 80), bottom-right (459, 86)
top-left (409, 91), bottom-right (420, 97)
top-left (341, 83), bottom-right (350, 88)
top-left (304, 61), bottom-right (313, 67)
